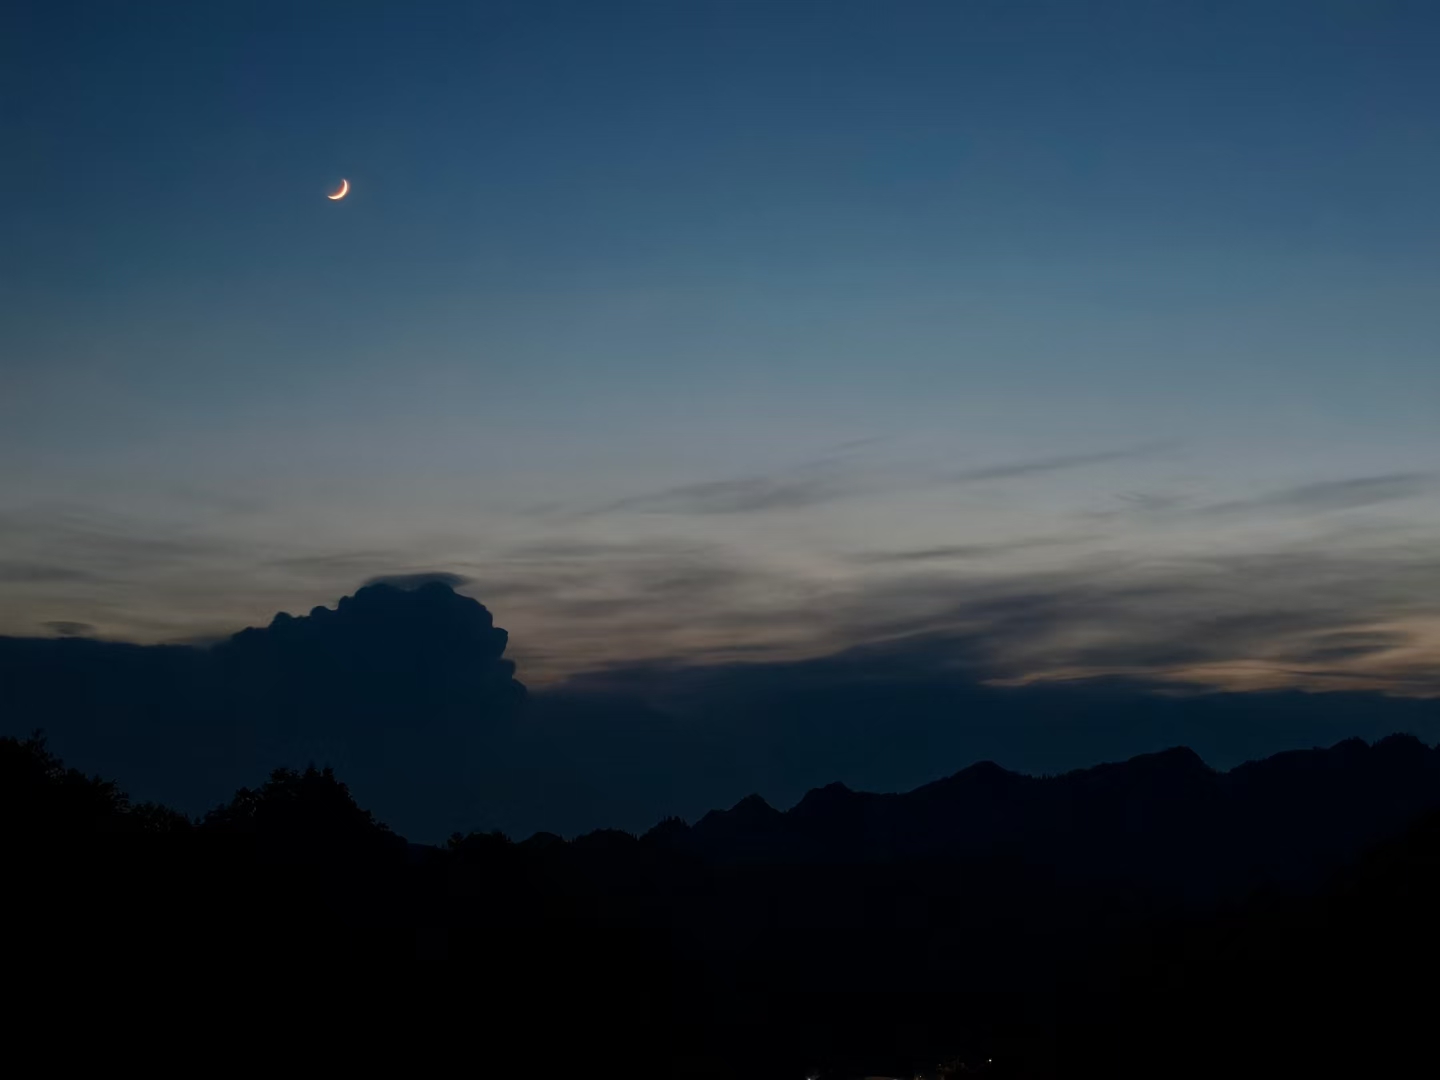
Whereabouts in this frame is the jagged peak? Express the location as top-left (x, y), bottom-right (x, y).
top-left (957, 759), bottom-right (1013, 779)
top-left (695, 793), bottom-right (778, 833)
top-left (920, 759), bottom-right (1022, 792)
top-left (642, 816), bottom-right (693, 844)
top-left (730, 793), bottom-right (777, 815)
top-left (1374, 732), bottom-right (1427, 753)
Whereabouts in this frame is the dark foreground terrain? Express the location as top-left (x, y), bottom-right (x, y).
top-left (6, 730), bottom-right (1439, 1077)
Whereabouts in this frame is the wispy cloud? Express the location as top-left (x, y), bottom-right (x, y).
top-left (815, 545), bottom-right (1440, 692)
top-left (266, 550), bottom-right (404, 573)
top-left (849, 536), bottom-right (1090, 564)
top-left (598, 472), bottom-right (858, 515)
top-left (942, 441), bottom-right (1175, 484)
top-left (1112, 492), bottom-right (1190, 513)
top-left (0, 561), bottom-right (95, 584)
top-left (557, 538), bottom-right (1440, 694)
top-left (43, 620), bottom-right (96, 637)
top-left (1202, 474), bottom-right (1433, 517)
top-left (592, 441), bottom-right (1173, 518)
top-left (0, 509), bottom-right (229, 573)
top-left (1275, 629), bottom-right (1413, 665)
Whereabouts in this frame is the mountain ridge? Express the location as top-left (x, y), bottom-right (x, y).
top-left (637, 733), bottom-right (1440, 903)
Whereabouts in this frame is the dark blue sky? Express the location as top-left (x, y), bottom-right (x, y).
top-left (3, 1), bottom-right (1438, 690)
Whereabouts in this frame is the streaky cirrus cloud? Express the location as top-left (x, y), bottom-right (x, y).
top-left (940, 441), bottom-right (1177, 484)
top-left (1200, 473), bottom-right (1434, 517)
top-left (823, 546), bottom-right (1440, 694)
top-left (848, 536), bottom-right (1093, 564)
top-left (535, 536), bottom-right (1440, 697)
top-left (590, 441), bottom-right (1175, 519)
top-left (43, 620), bottom-right (97, 637)
top-left (597, 471), bottom-right (859, 516)
top-left (0, 561), bottom-right (96, 584)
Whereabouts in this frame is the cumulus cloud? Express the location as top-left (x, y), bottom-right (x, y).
top-left (2, 580), bottom-right (525, 840)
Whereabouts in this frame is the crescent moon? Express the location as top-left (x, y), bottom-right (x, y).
top-left (326, 179), bottom-right (349, 201)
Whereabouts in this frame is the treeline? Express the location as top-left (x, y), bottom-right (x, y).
top-left (5, 731), bottom-right (1440, 1078)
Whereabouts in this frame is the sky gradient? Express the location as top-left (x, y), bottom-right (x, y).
top-left (4, 0), bottom-right (1439, 693)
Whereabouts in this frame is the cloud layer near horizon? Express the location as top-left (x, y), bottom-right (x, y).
top-left (2, 448), bottom-right (1438, 695)
top-left (4, 576), bottom-right (1439, 843)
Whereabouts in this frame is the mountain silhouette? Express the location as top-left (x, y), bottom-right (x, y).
top-left (654, 734), bottom-right (1440, 908)
top-left (7, 721), bottom-right (1440, 1078)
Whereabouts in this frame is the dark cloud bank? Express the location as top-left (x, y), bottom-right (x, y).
top-left (2, 580), bottom-right (1438, 843)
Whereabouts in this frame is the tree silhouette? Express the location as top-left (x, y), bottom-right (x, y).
top-left (0, 731), bottom-right (132, 836)
top-left (203, 764), bottom-right (404, 866)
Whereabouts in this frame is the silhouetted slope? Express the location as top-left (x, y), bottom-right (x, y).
top-left (0, 732), bottom-right (185, 838)
top-left (1075, 798), bottom-right (1440, 1079)
top-left (7, 730), bottom-right (1440, 1078)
